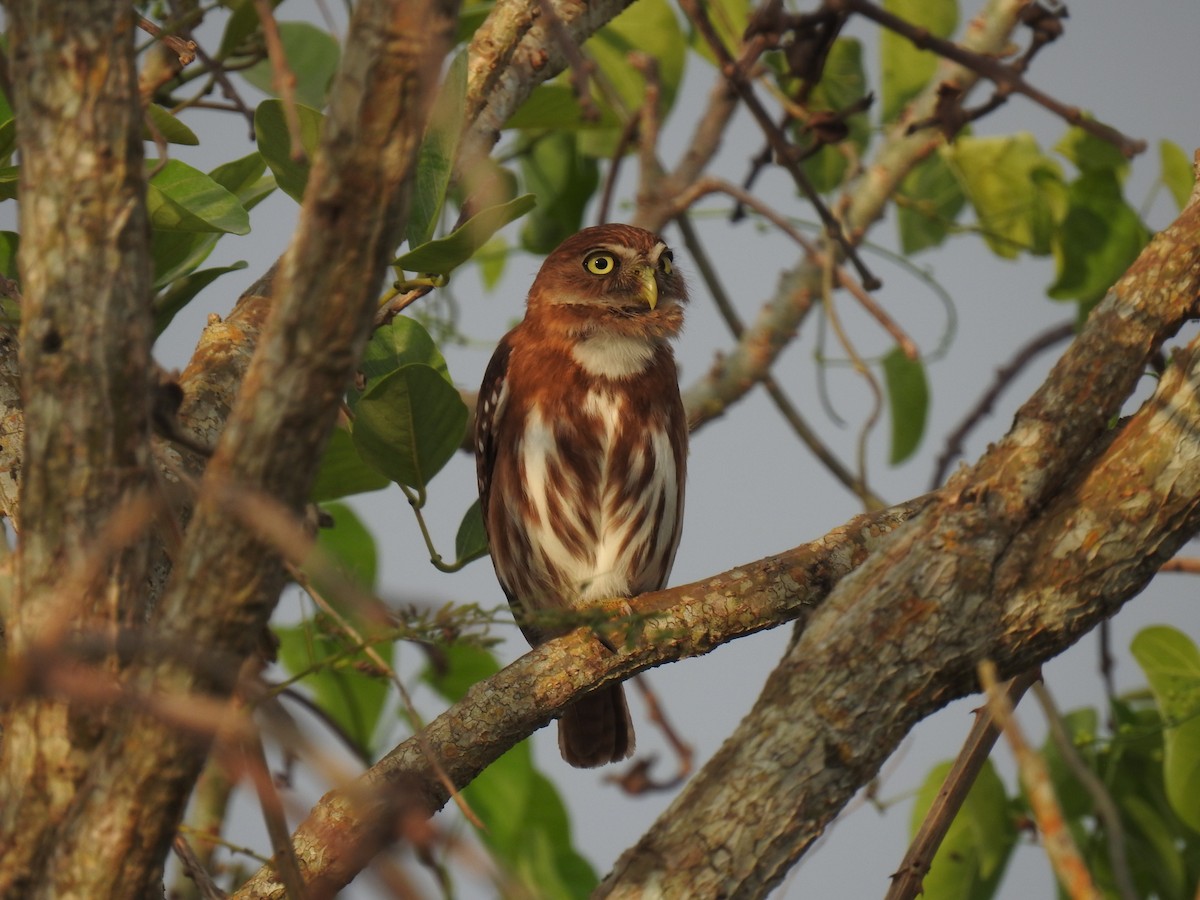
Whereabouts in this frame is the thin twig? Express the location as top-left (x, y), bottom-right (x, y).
top-left (930, 321), bottom-right (1075, 489)
top-left (886, 669), bottom-right (1038, 900)
top-left (679, 0), bottom-right (881, 290)
top-left (137, 15), bottom-right (198, 65)
top-left (1160, 556), bottom-right (1200, 575)
top-left (1033, 682), bottom-right (1137, 900)
top-left (831, 0), bottom-right (1144, 158)
top-left (675, 214), bottom-right (884, 508)
top-left (240, 733), bottom-right (306, 900)
top-left (980, 660), bottom-right (1100, 900)
top-left (253, 0), bottom-right (306, 161)
top-left (172, 834), bottom-right (229, 900)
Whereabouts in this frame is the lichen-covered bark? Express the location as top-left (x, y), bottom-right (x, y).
top-left (596, 186), bottom-right (1200, 899)
top-left (0, 2), bottom-right (153, 893)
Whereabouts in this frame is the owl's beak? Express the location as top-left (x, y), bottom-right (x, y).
top-left (636, 266), bottom-right (659, 310)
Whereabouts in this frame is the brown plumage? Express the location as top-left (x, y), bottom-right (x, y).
top-left (474, 224), bottom-right (689, 767)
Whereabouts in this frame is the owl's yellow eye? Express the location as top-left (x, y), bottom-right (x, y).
top-left (584, 252), bottom-right (616, 275)
top-left (659, 252), bottom-right (674, 276)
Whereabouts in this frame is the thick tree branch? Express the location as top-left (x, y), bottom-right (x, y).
top-left (231, 498), bottom-right (930, 898)
top-left (0, 2), bottom-right (154, 892)
top-left (597, 184), bottom-right (1200, 898)
top-left (1, 2), bottom-right (458, 896)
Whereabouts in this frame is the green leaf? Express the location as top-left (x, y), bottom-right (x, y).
top-left (349, 315), bottom-right (452, 413)
top-left (1160, 139), bottom-right (1195, 210)
top-left (311, 426), bottom-right (391, 502)
top-left (1055, 125), bottom-right (1129, 180)
top-left (1131, 626), bottom-right (1200, 834)
top-left (577, 0), bottom-right (686, 157)
top-left (688, 0), bottom-right (751, 67)
top-left (0, 117), bottom-right (15, 164)
top-left (210, 151), bottom-right (276, 210)
top-left (146, 159), bottom-right (251, 234)
top-left (910, 759), bottom-right (1016, 900)
top-left (897, 149), bottom-right (965, 253)
top-left (0, 166), bottom-right (16, 202)
top-left (800, 38), bottom-right (871, 193)
top-left (218, 0), bottom-right (270, 58)
top-left (882, 346), bottom-right (928, 465)
top-left (352, 364), bottom-right (468, 491)
top-left (255, 99), bottom-right (324, 203)
top-left (241, 22), bottom-right (340, 109)
top-left (1040, 706), bottom-right (1100, 820)
top-left (153, 262), bottom-right (248, 336)
top-left (455, 499), bottom-right (489, 565)
top-left (316, 501), bottom-right (378, 592)
top-left (505, 84), bottom-right (621, 130)
top-left (396, 193), bottom-right (536, 276)
top-left (1048, 171), bottom-right (1149, 311)
top-left (519, 131), bottom-right (598, 254)
top-left (0, 231), bottom-right (18, 281)
top-left (880, 0), bottom-right (957, 121)
top-left (144, 104), bottom-right (200, 146)
top-left (276, 619), bottom-right (391, 758)
top-left (408, 52), bottom-right (468, 248)
top-left (423, 643), bottom-right (598, 898)
top-left (944, 134), bottom-right (1065, 258)
top-left (477, 235), bottom-right (509, 290)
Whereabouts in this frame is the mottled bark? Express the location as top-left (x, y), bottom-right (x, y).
top-left (0, 1), bottom-right (153, 893)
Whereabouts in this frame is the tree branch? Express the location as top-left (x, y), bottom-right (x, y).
top-left (0, 2), bottom-right (155, 891)
top-left (231, 498), bottom-right (931, 897)
top-left (3, 1), bottom-right (459, 895)
top-left (597, 186), bottom-right (1200, 898)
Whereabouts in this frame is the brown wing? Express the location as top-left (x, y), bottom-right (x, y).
top-left (474, 330), bottom-right (514, 527)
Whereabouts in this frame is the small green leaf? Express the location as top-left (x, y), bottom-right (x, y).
top-left (396, 193), bottom-right (536, 276)
top-left (897, 149), bottom-right (965, 253)
top-left (882, 347), bottom-right (928, 465)
top-left (477, 235), bottom-right (509, 290)
top-left (408, 52), bottom-right (468, 248)
top-left (144, 104), bottom-right (200, 146)
top-left (1048, 171), bottom-right (1149, 311)
top-left (218, 0), bottom-right (270, 58)
top-left (910, 759), bottom-right (1016, 900)
top-left (505, 84), bottom-right (621, 130)
top-left (455, 499), bottom-right (489, 565)
top-left (423, 643), bottom-right (599, 898)
top-left (1131, 626), bottom-right (1200, 834)
top-left (1160, 139), bottom-right (1195, 211)
top-left (1055, 125), bottom-right (1129, 179)
top-left (0, 166), bottom-right (17, 202)
top-left (310, 426), bottom-right (391, 502)
top-left (577, 0), bottom-right (686, 157)
top-left (276, 619), bottom-right (391, 758)
top-left (0, 118), bottom-right (15, 164)
top-left (153, 262), bottom-right (248, 336)
top-left (519, 131), bottom-right (598, 254)
top-left (945, 134), bottom-right (1065, 258)
top-left (800, 38), bottom-right (871, 193)
top-left (255, 99), bottom-right (324, 203)
top-left (241, 22), bottom-right (340, 109)
top-left (880, 0), bottom-right (957, 121)
top-left (210, 151), bottom-right (276, 210)
top-left (0, 231), bottom-right (18, 281)
top-left (146, 159), bottom-right (251, 234)
top-left (316, 501), bottom-right (378, 592)
top-left (349, 316), bottom-right (452, 413)
top-left (688, 0), bottom-right (751, 66)
top-left (352, 364), bottom-right (468, 491)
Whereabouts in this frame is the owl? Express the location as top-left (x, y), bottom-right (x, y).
top-left (474, 224), bottom-right (689, 767)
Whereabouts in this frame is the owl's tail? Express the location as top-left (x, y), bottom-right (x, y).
top-left (557, 684), bottom-right (634, 768)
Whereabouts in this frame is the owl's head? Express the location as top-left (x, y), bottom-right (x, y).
top-left (526, 224), bottom-right (687, 340)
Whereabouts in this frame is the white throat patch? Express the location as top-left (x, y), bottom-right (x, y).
top-left (571, 333), bottom-right (656, 379)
